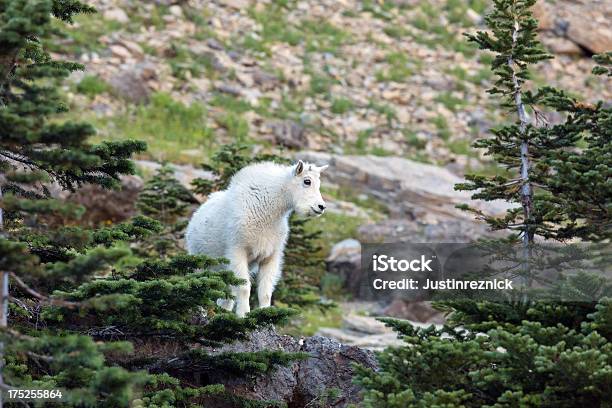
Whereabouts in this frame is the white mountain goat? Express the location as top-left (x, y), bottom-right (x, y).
top-left (185, 160), bottom-right (328, 317)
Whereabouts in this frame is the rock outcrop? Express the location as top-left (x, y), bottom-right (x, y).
top-left (326, 239), bottom-right (363, 298)
top-left (109, 62), bottom-right (158, 103)
top-left (534, 0), bottom-right (612, 55)
top-left (317, 313), bottom-right (405, 351)
top-left (297, 151), bottom-right (510, 229)
top-left (156, 327), bottom-right (378, 408)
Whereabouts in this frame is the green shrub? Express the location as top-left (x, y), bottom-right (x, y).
top-left (354, 129), bottom-right (371, 154)
top-left (368, 100), bottom-right (397, 126)
top-left (97, 92), bottom-right (214, 163)
top-left (434, 91), bottom-right (467, 112)
top-left (217, 112), bottom-right (250, 142)
top-left (246, 2), bottom-right (303, 53)
top-left (210, 93), bottom-right (253, 113)
top-left (431, 114), bottom-right (451, 140)
top-left (375, 52), bottom-right (414, 82)
top-left (302, 19), bottom-right (349, 54)
top-left (330, 97), bottom-right (354, 114)
top-left (309, 73), bottom-right (334, 94)
top-left (404, 129), bottom-right (427, 149)
top-left (76, 75), bottom-right (109, 96)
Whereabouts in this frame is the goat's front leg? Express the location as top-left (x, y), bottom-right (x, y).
top-left (257, 251), bottom-right (283, 308)
top-left (226, 248), bottom-right (251, 317)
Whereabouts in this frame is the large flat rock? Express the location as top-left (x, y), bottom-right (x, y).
top-left (297, 152), bottom-right (511, 225)
top-left (534, 0), bottom-right (612, 55)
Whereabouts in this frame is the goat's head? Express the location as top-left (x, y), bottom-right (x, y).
top-left (288, 160), bottom-right (328, 217)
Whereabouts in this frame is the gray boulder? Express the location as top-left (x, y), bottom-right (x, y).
top-left (533, 0), bottom-right (612, 55)
top-left (326, 239), bottom-right (364, 297)
top-left (109, 62), bottom-right (158, 103)
top-left (153, 327), bottom-right (377, 407)
top-left (271, 120), bottom-right (308, 149)
top-left (296, 151), bottom-right (510, 224)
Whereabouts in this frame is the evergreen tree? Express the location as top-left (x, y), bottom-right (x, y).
top-left (0, 0), bottom-right (148, 405)
top-left (456, 0), bottom-right (553, 252)
top-left (192, 143), bottom-right (329, 310)
top-left (354, 1), bottom-right (612, 406)
top-left (136, 164), bottom-right (198, 257)
top-left (0, 4), bottom-right (302, 407)
top-left (538, 53), bottom-right (611, 241)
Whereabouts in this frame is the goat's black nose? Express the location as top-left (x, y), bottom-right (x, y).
top-left (318, 204), bottom-right (326, 211)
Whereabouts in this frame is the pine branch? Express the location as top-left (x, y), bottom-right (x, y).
top-left (0, 327), bottom-right (34, 342)
top-left (9, 272), bottom-right (79, 308)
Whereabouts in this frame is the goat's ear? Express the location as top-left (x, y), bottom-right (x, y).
top-left (317, 164), bottom-right (329, 173)
top-left (294, 160), bottom-right (305, 176)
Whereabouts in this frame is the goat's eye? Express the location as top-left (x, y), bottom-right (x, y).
top-left (303, 179), bottom-right (311, 186)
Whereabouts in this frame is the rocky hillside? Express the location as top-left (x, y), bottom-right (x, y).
top-left (59, 0), bottom-right (611, 173)
top-left (52, 0), bottom-right (611, 345)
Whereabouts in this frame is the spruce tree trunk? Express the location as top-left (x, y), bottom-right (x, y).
top-left (0, 50), bottom-right (17, 95)
top-left (0, 184), bottom-right (6, 407)
top-left (0, 52), bottom-right (16, 407)
top-left (509, 18), bottom-right (534, 287)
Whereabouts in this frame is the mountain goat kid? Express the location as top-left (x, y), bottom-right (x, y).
top-left (185, 160), bottom-right (328, 317)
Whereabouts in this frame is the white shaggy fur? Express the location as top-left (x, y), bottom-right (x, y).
top-left (185, 160), bottom-right (327, 317)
